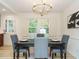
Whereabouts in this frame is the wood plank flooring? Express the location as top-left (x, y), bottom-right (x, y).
top-left (0, 46), bottom-right (75, 59)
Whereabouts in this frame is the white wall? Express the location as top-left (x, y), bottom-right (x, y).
top-left (1, 12), bottom-right (62, 45)
top-left (62, 0), bottom-right (79, 59)
top-left (2, 1), bottom-right (79, 58)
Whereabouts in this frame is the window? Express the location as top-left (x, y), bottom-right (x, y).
top-left (29, 18), bottom-right (37, 33)
top-left (28, 18), bottom-right (49, 33)
top-left (5, 16), bottom-right (14, 32)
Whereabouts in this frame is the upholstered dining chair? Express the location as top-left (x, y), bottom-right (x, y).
top-left (50, 35), bottom-right (69, 59)
top-left (34, 34), bottom-right (48, 59)
top-left (10, 34), bottom-right (29, 59)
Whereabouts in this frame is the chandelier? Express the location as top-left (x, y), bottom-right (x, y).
top-left (32, 0), bottom-right (52, 16)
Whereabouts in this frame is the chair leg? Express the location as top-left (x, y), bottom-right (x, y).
top-left (23, 52), bottom-right (25, 56)
top-left (13, 52), bottom-right (15, 59)
top-left (17, 50), bottom-right (19, 59)
top-left (22, 52), bottom-right (27, 59)
top-left (64, 52), bottom-right (66, 59)
top-left (60, 50), bottom-right (63, 59)
top-left (50, 47), bottom-right (52, 56)
top-left (54, 53), bottom-right (57, 56)
top-left (52, 53), bottom-right (54, 59)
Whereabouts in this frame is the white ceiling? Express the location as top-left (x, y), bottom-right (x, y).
top-left (0, 0), bottom-right (75, 14)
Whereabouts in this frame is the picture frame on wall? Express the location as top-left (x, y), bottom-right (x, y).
top-left (67, 11), bottom-right (79, 28)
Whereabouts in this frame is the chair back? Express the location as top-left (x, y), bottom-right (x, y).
top-left (61, 35), bottom-right (69, 49)
top-left (10, 34), bottom-right (18, 50)
top-left (37, 34), bottom-right (44, 37)
top-left (34, 34), bottom-right (48, 58)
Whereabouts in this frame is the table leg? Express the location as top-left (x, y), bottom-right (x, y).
top-left (25, 51), bottom-right (27, 59)
top-left (50, 47), bottom-right (52, 56)
top-left (27, 48), bottom-right (30, 57)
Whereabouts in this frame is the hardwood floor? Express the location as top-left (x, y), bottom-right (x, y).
top-left (0, 46), bottom-right (75, 59)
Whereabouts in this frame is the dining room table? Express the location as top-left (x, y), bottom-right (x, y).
top-left (16, 39), bottom-right (64, 59)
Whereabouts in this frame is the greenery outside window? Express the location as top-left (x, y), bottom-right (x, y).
top-left (29, 18), bottom-right (37, 33)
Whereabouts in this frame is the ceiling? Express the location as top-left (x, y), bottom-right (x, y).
top-left (0, 0), bottom-right (75, 14)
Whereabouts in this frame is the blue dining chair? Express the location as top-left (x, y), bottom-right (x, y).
top-left (34, 34), bottom-right (48, 59)
top-left (10, 34), bottom-right (28, 59)
top-left (50, 35), bottom-right (69, 59)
